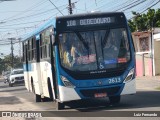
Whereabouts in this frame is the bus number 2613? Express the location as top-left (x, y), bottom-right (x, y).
top-left (108, 77), bottom-right (121, 84)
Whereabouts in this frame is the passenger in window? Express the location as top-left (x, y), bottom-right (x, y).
top-left (63, 46), bottom-right (72, 67)
top-left (71, 41), bottom-right (81, 66)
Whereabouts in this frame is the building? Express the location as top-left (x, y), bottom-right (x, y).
top-left (132, 28), bottom-right (160, 76)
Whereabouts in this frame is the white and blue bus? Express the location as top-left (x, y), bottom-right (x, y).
top-left (23, 12), bottom-right (135, 110)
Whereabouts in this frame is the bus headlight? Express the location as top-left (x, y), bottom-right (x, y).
top-left (124, 68), bottom-right (134, 82)
top-left (60, 75), bottom-right (75, 88)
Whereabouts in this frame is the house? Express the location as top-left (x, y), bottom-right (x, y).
top-left (132, 28), bottom-right (160, 76)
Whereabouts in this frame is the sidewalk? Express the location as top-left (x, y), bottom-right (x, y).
top-left (136, 76), bottom-right (160, 90)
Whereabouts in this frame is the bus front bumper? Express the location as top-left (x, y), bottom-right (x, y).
top-left (58, 79), bottom-right (136, 102)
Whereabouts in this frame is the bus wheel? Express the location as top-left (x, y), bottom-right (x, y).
top-left (35, 94), bottom-right (41, 102)
top-left (56, 102), bottom-right (65, 110)
top-left (48, 78), bottom-right (53, 101)
top-left (109, 96), bottom-right (121, 104)
top-left (31, 79), bottom-right (35, 93)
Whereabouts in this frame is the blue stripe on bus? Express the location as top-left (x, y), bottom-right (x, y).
top-left (23, 63), bottom-right (33, 71)
top-left (55, 46), bottom-right (64, 86)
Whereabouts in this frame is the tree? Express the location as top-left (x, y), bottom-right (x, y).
top-left (128, 9), bottom-right (160, 32)
top-left (0, 54), bottom-right (23, 74)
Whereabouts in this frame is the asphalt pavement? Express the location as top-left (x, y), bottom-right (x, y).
top-left (0, 76), bottom-right (160, 120)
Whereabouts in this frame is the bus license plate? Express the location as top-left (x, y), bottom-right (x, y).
top-left (94, 93), bottom-right (107, 98)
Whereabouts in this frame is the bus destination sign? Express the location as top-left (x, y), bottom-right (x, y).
top-left (66, 17), bottom-right (115, 27)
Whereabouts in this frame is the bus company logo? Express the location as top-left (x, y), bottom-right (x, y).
top-left (97, 80), bottom-right (102, 85)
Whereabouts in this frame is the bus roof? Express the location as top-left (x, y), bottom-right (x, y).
top-left (22, 18), bottom-right (56, 41)
top-left (22, 12), bottom-right (125, 41)
top-left (56, 12), bottom-right (125, 20)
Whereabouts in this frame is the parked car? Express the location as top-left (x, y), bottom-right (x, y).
top-left (9, 69), bottom-right (24, 87)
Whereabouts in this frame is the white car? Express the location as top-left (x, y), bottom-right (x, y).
top-left (9, 69), bottom-right (24, 87)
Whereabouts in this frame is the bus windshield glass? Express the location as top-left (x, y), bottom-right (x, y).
top-left (59, 28), bottom-right (131, 72)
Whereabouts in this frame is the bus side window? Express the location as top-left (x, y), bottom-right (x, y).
top-left (28, 39), bottom-right (31, 61)
top-left (31, 37), bottom-right (35, 61)
top-left (41, 31), bottom-right (47, 59)
top-left (40, 34), bottom-right (43, 59)
top-left (24, 41), bottom-right (28, 62)
top-left (36, 38), bottom-right (40, 62)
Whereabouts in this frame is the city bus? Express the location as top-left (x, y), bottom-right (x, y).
top-left (22, 12), bottom-right (136, 110)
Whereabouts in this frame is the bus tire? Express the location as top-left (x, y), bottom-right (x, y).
top-left (56, 102), bottom-right (65, 110)
top-left (48, 78), bottom-right (53, 101)
top-left (109, 96), bottom-right (121, 104)
top-left (35, 94), bottom-right (41, 102)
top-left (41, 97), bottom-right (50, 102)
top-left (31, 79), bottom-right (35, 94)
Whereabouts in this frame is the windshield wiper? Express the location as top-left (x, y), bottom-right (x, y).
top-left (102, 30), bottom-right (110, 48)
top-left (75, 31), bottom-right (89, 50)
top-left (101, 36), bottom-right (105, 60)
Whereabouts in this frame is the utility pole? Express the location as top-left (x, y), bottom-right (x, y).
top-left (18, 38), bottom-right (22, 62)
top-left (150, 14), bottom-right (156, 76)
top-left (11, 38), bottom-right (14, 69)
top-left (68, 0), bottom-right (73, 14)
top-left (8, 38), bottom-right (15, 69)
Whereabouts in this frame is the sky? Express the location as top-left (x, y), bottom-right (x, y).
top-left (0, 0), bottom-right (160, 57)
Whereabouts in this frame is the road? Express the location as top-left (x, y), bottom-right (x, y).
top-left (0, 77), bottom-right (160, 120)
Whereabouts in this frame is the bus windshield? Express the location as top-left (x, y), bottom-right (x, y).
top-left (59, 28), bottom-right (131, 72)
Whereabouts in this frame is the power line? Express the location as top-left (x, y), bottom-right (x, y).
top-left (48, 0), bottom-right (64, 16)
top-left (0, 7), bottom-right (67, 40)
top-left (139, 0), bottom-right (160, 14)
top-left (115, 0), bottom-right (139, 11)
top-left (0, 19), bottom-right (49, 27)
top-left (136, 0), bottom-right (155, 12)
top-left (128, 0), bottom-right (160, 20)
top-left (0, 0), bottom-right (47, 22)
top-left (0, 4), bottom-right (67, 13)
top-left (121, 0), bottom-right (146, 12)
top-left (95, 0), bottom-right (117, 11)
top-left (0, 4), bottom-right (67, 24)
top-left (1, 9), bottom-right (56, 23)
top-left (0, 6), bottom-right (66, 36)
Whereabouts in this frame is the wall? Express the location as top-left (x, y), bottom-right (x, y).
top-left (154, 40), bottom-right (160, 75)
top-left (135, 54), bottom-right (143, 76)
top-left (136, 53), bottom-right (152, 76)
top-left (144, 53), bottom-right (152, 76)
top-left (132, 32), bottom-right (152, 76)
